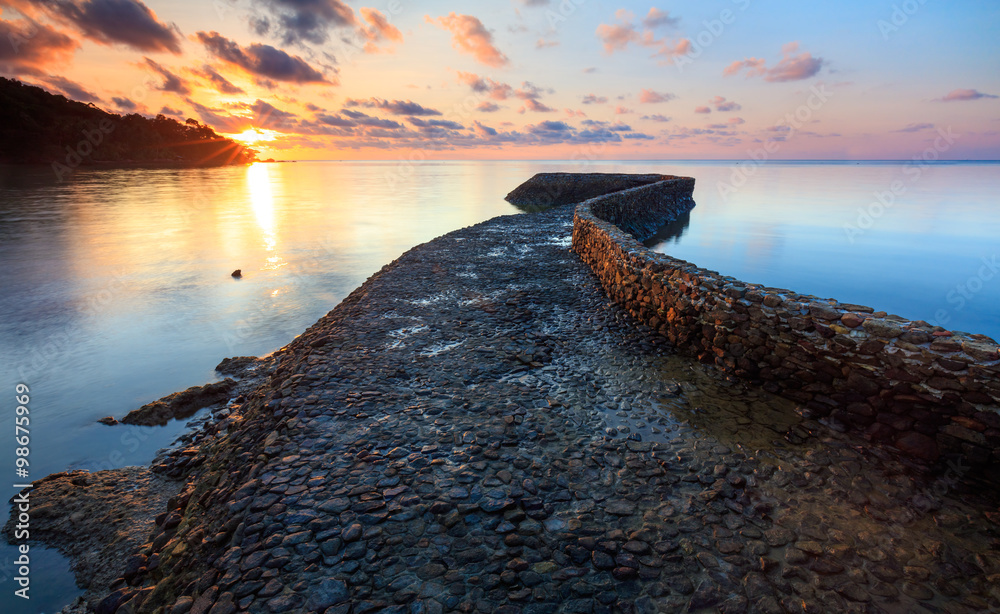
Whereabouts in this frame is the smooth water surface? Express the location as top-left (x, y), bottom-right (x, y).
top-left (645, 162), bottom-right (1000, 340)
top-left (0, 159), bottom-right (998, 611)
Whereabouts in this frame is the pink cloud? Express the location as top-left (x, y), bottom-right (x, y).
top-left (456, 71), bottom-right (513, 100)
top-left (724, 42), bottom-right (824, 82)
top-left (940, 88), bottom-right (997, 102)
top-left (614, 105), bottom-right (633, 114)
top-left (428, 13), bottom-right (509, 68)
top-left (595, 9), bottom-right (688, 64)
top-left (711, 96), bottom-right (741, 112)
top-left (639, 89), bottom-right (674, 103)
top-left (694, 106), bottom-right (711, 114)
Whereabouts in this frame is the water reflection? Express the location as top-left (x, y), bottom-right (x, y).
top-left (642, 210), bottom-right (691, 248)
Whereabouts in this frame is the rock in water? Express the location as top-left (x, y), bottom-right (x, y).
top-left (231, 269), bottom-right (242, 278)
top-left (215, 356), bottom-right (258, 374)
top-left (97, 416), bottom-right (118, 426)
top-left (120, 379), bottom-right (236, 426)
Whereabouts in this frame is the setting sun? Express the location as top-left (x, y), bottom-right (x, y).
top-left (231, 128), bottom-right (278, 144)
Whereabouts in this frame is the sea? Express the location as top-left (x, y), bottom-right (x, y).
top-left (0, 159), bottom-right (998, 612)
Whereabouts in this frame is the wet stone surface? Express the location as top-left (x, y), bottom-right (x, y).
top-left (113, 206), bottom-right (1000, 614)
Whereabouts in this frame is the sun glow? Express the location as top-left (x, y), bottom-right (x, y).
top-left (232, 128), bottom-right (278, 144)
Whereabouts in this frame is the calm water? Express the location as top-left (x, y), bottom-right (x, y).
top-left (0, 159), bottom-right (998, 611)
top-left (645, 161), bottom-right (1000, 341)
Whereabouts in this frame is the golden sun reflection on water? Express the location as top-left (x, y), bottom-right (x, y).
top-left (247, 162), bottom-right (286, 271)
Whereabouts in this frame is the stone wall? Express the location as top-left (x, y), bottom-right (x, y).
top-left (550, 174), bottom-right (1000, 473)
top-left (505, 172), bottom-right (669, 209)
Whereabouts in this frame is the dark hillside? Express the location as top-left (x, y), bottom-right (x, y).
top-left (0, 77), bottom-right (255, 169)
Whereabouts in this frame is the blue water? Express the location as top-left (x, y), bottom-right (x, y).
top-left (0, 159), bottom-right (998, 611)
top-left (643, 161), bottom-right (1000, 341)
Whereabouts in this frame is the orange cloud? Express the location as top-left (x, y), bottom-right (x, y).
top-left (360, 8), bottom-right (402, 53)
top-left (0, 17), bottom-right (78, 75)
top-left (427, 13), bottom-right (509, 68)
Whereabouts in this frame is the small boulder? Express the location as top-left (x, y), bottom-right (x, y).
top-left (231, 269), bottom-right (242, 278)
top-left (97, 416), bottom-right (119, 426)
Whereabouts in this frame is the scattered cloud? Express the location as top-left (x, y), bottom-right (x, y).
top-left (939, 88), bottom-right (997, 102)
top-left (639, 89), bottom-right (674, 104)
top-left (195, 31), bottom-right (331, 84)
top-left (724, 42), bottom-right (824, 82)
top-left (893, 122), bottom-right (935, 133)
top-left (514, 81), bottom-right (555, 112)
top-left (250, 0), bottom-right (356, 46)
top-left (476, 101), bottom-right (501, 112)
top-left (694, 106), bottom-right (711, 114)
top-left (642, 8), bottom-right (679, 29)
top-left (143, 57), bottom-right (191, 95)
top-left (711, 96), bottom-right (741, 112)
top-left (427, 13), bottom-right (509, 68)
top-left (159, 106), bottom-right (183, 116)
top-left (641, 114), bottom-right (671, 123)
top-left (345, 97), bottom-right (442, 116)
top-left (596, 9), bottom-right (690, 64)
top-left (536, 38), bottom-right (558, 49)
top-left (40, 74), bottom-right (102, 102)
top-left (614, 105), bottom-right (633, 114)
top-left (359, 7), bottom-right (403, 53)
top-left (0, 18), bottom-right (78, 75)
top-left (473, 121), bottom-right (496, 136)
top-left (582, 94), bottom-right (608, 104)
top-left (521, 98), bottom-right (555, 113)
top-left (456, 72), bottom-right (513, 100)
top-left (111, 96), bottom-right (136, 110)
top-left (190, 65), bottom-right (245, 94)
top-left (32, 0), bottom-right (182, 54)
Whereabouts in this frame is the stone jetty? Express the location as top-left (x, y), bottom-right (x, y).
top-left (10, 175), bottom-right (1000, 614)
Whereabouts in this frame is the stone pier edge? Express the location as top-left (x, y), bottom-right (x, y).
top-left (522, 173), bottom-right (1000, 471)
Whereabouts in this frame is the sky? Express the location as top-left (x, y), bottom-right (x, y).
top-left (1, 0), bottom-right (999, 160)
